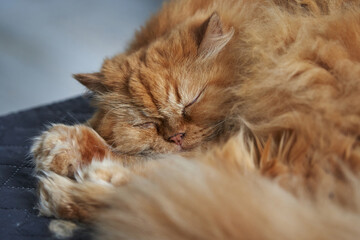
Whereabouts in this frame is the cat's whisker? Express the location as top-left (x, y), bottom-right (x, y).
top-left (65, 111), bottom-right (81, 125)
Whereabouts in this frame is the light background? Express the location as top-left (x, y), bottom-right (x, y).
top-left (0, 0), bottom-right (163, 115)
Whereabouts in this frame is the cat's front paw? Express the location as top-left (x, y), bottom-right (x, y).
top-left (37, 171), bottom-right (114, 221)
top-left (75, 159), bottom-right (130, 187)
top-left (31, 124), bottom-right (109, 177)
top-left (37, 171), bottom-right (74, 218)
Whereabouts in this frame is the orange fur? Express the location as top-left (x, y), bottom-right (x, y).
top-left (31, 0), bottom-right (360, 239)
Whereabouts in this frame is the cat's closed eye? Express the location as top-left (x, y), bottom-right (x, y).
top-left (184, 88), bottom-right (205, 109)
top-left (134, 122), bottom-right (157, 129)
top-left (183, 88), bottom-right (206, 116)
top-left (184, 88), bottom-right (206, 109)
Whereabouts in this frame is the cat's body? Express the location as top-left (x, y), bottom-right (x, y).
top-left (31, 0), bottom-right (360, 239)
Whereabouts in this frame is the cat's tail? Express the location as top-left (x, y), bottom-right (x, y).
top-left (92, 158), bottom-right (360, 240)
top-left (37, 157), bottom-right (360, 240)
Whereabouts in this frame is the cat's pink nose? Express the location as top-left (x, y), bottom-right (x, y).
top-left (168, 133), bottom-right (185, 146)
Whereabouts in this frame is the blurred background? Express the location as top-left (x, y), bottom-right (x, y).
top-left (0, 0), bottom-right (163, 115)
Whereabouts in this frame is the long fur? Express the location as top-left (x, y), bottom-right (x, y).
top-left (31, 0), bottom-right (360, 239)
top-left (95, 159), bottom-right (360, 240)
top-left (37, 133), bottom-right (360, 240)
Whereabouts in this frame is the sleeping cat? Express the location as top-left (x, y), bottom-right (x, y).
top-left (31, 0), bottom-right (360, 239)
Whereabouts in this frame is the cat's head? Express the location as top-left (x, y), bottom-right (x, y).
top-left (74, 13), bottom-right (237, 155)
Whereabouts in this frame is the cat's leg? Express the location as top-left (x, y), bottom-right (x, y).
top-left (37, 159), bottom-right (131, 221)
top-left (37, 171), bottom-right (112, 221)
top-left (36, 153), bottom-right (164, 221)
top-left (31, 124), bottom-right (114, 178)
top-left (31, 124), bottom-right (151, 220)
top-left (35, 134), bottom-right (257, 221)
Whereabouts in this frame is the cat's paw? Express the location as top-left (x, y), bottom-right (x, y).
top-left (37, 171), bottom-right (113, 221)
top-left (31, 124), bottom-right (109, 177)
top-left (75, 159), bottom-right (130, 187)
top-left (37, 171), bottom-right (75, 218)
top-left (36, 161), bottom-right (131, 220)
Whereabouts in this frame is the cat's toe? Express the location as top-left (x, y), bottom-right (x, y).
top-left (75, 159), bottom-right (130, 187)
top-left (31, 124), bottom-right (83, 177)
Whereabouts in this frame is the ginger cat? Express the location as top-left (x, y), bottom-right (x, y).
top-left (31, 0), bottom-right (360, 239)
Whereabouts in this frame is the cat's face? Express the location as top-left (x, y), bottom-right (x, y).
top-left (75, 13), bottom-right (236, 155)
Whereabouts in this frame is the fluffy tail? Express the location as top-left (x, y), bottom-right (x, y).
top-left (36, 133), bottom-right (360, 240)
top-left (92, 158), bottom-right (360, 240)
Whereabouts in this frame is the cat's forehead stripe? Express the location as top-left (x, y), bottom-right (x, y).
top-left (136, 76), bottom-right (163, 117)
top-left (173, 80), bottom-right (181, 103)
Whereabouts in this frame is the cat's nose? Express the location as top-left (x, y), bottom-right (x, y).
top-left (168, 133), bottom-right (185, 146)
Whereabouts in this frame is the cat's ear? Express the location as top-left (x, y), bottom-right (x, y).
top-left (73, 72), bottom-right (108, 93)
top-left (198, 12), bottom-right (234, 59)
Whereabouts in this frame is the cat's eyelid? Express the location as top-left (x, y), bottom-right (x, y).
top-left (184, 87), bottom-right (206, 108)
top-left (134, 122), bottom-right (157, 129)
